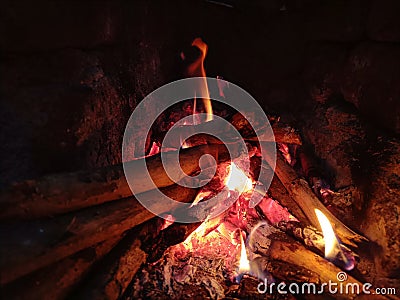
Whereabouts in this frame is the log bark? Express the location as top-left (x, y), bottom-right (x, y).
top-left (74, 219), bottom-right (200, 300)
top-left (230, 112), bottom-right (302, 145)
top-left (264, 239), bottom-right (387, 300)
top-left (267, 240), bottom-right (360, 294)
top-left (154, 114), bottom-right (302, 147)
top-left (0, 237), bottom-right (121, 300)
top-left (266, 176), bottom-right (309, 226)
top-left (265, 152), bottom-right (367, 247)
top-left (0, 124), bottom-right (300, 222)
top-left (0, 184), bottom-right (198, 285)
top-left (0, 144), bottom-right (228, 221)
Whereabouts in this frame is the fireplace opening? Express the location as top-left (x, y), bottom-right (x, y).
top-left (1, 1), bottom-right (399, 299)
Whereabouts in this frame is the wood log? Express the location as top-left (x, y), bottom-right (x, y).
top-left (267, 239), bottom-right (360, 294)
top-left (0, 184), bottom-right (198, 285)
top-left (0, 123), bottom-right (300, 222)
top-left (0, 237), bottom-right (121, 300)
top-left (265, 176), bottom-right (309, 226)
top-left (230, 112), bottom-right (302, 145)
top-left (0, 144), bottom-right (229, 221)
top-left (249, 226), bottom-right (367, 299)
top-left (154, 114), bottom-right (302, 147)
top-left (264, 151), bottom-right (367, 247)
top-left (264, 239), bottom-right (387, 300)
top-left (269, 123), bottom-right (302, 145)
top-left (73, 231), bottom-right (148, 300)
top-left (74, 219), bottom-right (200, 300)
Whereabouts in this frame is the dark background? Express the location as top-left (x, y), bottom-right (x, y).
top-left (1, 0), bottom-right (399, 187)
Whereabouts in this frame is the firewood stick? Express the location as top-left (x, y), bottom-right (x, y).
top-left (263, 151), bottom-right (367, 247)
top-left (264, 239), bottom-right (387, 300)
top-left (0, 237), bottom-right (121, 300)
top-left (266, 240), bottom-right (361, 294)
top-left (74, 234), bottom-right (147, 300)
top-left (0, 144), bottom-right (229, 221)
top-left (244, 124), bottom-right (302, 145)
top-left (247, 225), bottom-right (361, 300)
top-left (230, 112), bottom-right (302, 145)
top-left (0, 127), bottom-right (299, 222)
top-left (74, 219), bottom-right (200, 300)
top-left (266, 176), bottom-right (309, 226)
top-left (0, 184), bottom-right (198, 285)
top-left (159, 122), bottom-right (302, 147)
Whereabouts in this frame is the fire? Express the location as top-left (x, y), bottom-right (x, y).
top-left (180, 133), bottom-right (190, 149)
top-left (182, 140), bottom-right (190, 149)
top-left (315, 208), bottom-right (340, 259)
top-left (238, 232), bottom-right (250, 273)
top-left (148, 142), bottom-right (160, 156)
top-left (225, 163), bottom-right (253, 193)
top-left (185, 38), bottom-right (213, 122)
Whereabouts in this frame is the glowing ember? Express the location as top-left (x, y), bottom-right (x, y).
top-left (315, 208), bottom-right (340, 259)
top-left (278, 143), bottom-right (292, 165)
top-left (148, 142), bottom-right (160, 156)
top-left (238, 233), bottom-right (250, 274)
top-left (225, 163), bottom-right (253, 193)
top-left (181, 137), bottom-right (190, 149)
top-left (160, 214), bottom-right (176, 230)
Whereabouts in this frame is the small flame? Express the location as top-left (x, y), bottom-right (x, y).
top-left (182, 140), bottom-right (190, 149)
top-left (191, 190), bottom-right (212, 207)
top-left (179, 134), bottom-right (189, 149)
top-left (238, 233), bottom-right (250, 273)
top-left (315, 208), bottom-right (340, 258)
top-left (225, 163), bottom-right (253, 193)
top-left (148, 142), bottom-right (160, 156)
top-left (187, 38), bottom-right (213, 122)
top-left (160, 214), bottom-right (176, 230)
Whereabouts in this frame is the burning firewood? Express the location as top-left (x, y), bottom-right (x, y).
top-left (0, 144), bottom-right (229, 221)
top-left (265, 239), bottom-right (387, 300)
top-left (74, 219), bottom-right (200, 300)
top-left (266, 239), bottom-right (361, 293)
top-left (265, 152), bottom-right (367, 247)
top-left (156, 115), bottom-right (302, 147)
top-left (0, 184), bottom-right (198, 285)
top-left (231, 112), bottom-right (302, 145)
top-left (0, 237), bottom-right (121, 300)
top-left (266, 176), bottom-right (309, 226)
top-left (247, 226), bottom-right (385, 300)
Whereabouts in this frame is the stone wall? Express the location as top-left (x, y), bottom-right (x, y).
top-left (0, 0), bottom-right (177, 186)
top-left (1, 0), bottom-right (399, 186)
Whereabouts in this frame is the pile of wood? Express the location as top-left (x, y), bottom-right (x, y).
top-left (0, 115), bottom-right (371, 299)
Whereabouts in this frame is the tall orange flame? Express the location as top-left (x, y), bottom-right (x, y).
top-left (186, 38), bottom-right (213, 122)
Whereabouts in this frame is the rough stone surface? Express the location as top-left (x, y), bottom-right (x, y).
top-left (303, 41), bottom-right (400, 134)
top-left (360, 138), bottom-right (400, 280)
top-left (299, 104), bottom-right (366, 224)
top-left (367, 0), bottom-right (400, 42)
top-left (303, 43), bottom-right (349, 104)
top-left (0, 0), bottom-right (122, 52)
top-left (301, 0), bottom-right (366, 42)
top-left (0, 1), bottom-right (168, 187)
top-left (340, 43), bottom-right (400, 133)
top-left (301, 104), bottom-right (366, 187)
